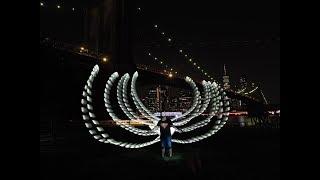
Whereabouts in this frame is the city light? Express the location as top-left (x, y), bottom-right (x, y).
top-left (179, 50), bottom-right (183, 53)
top-left (72, 8), bottom-right (75, 11)
top-left (168, 38), bottom-right (172, 42)
top-left (40, 2), bottom-right (44, 6)
top-left (168, 73), bottom-right (173, 78)
top-left (189, 58), bottom-right (192, 62)
top-left (161, 32), bottom-right (165, 35)
top-left (57, 5), bottom-right (60, 9)
top-left (154, 25), bottom-right (158, 28)
top-left (137, 7), bottom-right (141, 11)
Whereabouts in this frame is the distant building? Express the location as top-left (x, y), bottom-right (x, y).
top-left (142, 89), bottom-right (158, 112)
top-left (142, 87), bottom-right (193, 113)
top-left (222, 64), bottom-right (230, 89)
top-left (239, 75), bottom-right (247, 90)
top-left (177, 90), bottom-right (193, 112)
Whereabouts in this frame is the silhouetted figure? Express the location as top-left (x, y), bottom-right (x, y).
top-left (156, 117), bottom-right (182, 158)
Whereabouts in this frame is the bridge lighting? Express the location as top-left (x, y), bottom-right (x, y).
top-left (189, 58), bottom-right (192, 62)
top-left (137, 7), bottom-right (141, 11)
top-left (193, 63), bottom-right (196, 65)
top-left (57, 5), bottom-right (61, 9)
top-left (102, 57), bottom-right (108, 62)
top-left (179, 50), bottom-right (183, 53)
top-left (161, 32), bottom-right (165, 35)
top-left (170, 68), bottom-right (173, 71)
top-left (168, 73), bottom-right (173, 78)
top-left (72, 8), bottom-right (75, 11)
top-left (148, 53), bottom-right (151, 56)
top-left (198, 66), bottom-right (200, 69)
top-left (175, 72), bottom-right (178, 74)
top-left (168, 38), bottom-right (172, 42)
top-left (185, 54), bottom-right (188, 57)
top-left (205, 73), bottom-right (207, 75)
top-left (40, 2), bottom-right (44, 6)
top-left (154, 57), bottom-right (157, 60)
top-left (154, 24), bottom-right (158, 28)
top-left (160, 61), bottom-right (163, 64)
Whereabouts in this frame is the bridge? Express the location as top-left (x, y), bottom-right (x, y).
top-left (40, 1), bottom-right (272, 108)
top-left (40, 0), bottom-right (279, 144)
top-left (40, 37), bottom-right (267, 106)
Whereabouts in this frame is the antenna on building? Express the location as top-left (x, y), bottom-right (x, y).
top-left (222, 64), bottom-right (230, 89)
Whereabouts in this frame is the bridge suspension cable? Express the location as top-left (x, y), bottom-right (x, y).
top-left (146, 52), bottom-right (178, 76)
top-left (244, 86), bottom-right (259, 95)
top-left (260, 89), bottom-right (269, 104)
top-left (135, 6), bottom-right (214, 81)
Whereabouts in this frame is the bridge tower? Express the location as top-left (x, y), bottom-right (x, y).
top-left (84, 0), bottom-right (136, 73)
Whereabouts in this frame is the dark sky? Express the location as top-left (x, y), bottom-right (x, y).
top-left (133, 0), bottom-right (280, 104)
top-left (40, 0), bottom-right (280, 104)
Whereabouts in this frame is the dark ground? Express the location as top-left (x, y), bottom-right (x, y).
top-left (40, 127), bottom-right (280, 180)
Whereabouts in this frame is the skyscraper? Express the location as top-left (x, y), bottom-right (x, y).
top-left (239, 75), bottom-right (247, 90)
top-left (222, 64), bottom-right (230, 89)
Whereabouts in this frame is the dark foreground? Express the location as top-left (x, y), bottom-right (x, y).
top-left (40, 128), bottom-right (280, 180)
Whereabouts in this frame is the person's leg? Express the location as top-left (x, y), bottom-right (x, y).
top-left (162, 148), bottom-right (165, 158)
top-left (161, 139), bottom-right (165, 158)
top-left (168, 148), bottom-right (172, 157)
top-left (167, 137), bottom-right (172, 157)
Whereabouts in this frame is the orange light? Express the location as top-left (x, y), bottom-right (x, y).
top-left (102, 57), bottom-right (108, 62)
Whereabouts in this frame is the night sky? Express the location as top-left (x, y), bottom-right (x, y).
top-left (40, 0), bottom-right (280, 104)
top-left (134, 0), bottom-right (280, 104)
